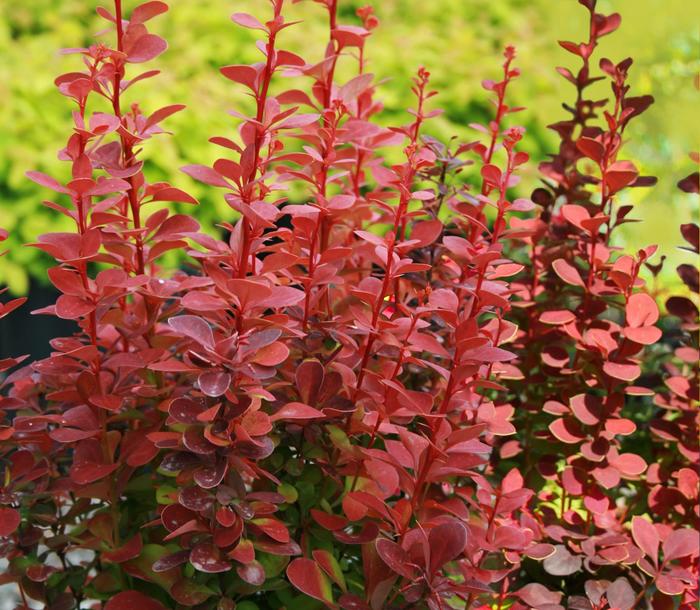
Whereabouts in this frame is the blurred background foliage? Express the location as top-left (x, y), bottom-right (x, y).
top-left (0, 0), bottom-right (698, 295)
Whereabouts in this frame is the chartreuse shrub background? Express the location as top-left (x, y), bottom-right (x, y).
top-left (1, 0), bottom-right (698, 295)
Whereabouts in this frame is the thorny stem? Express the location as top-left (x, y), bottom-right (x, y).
top-left (75, 124), bottom-right (115, 541)
top-left (304, 1), bottom-right (340, 325)
top-left (113, 0), bottom-right (145, 276)
top-left (302, 107), bottom-right (339, 330)
top-left (329, 71), bottom-right (431, 481)
top-left (470, 46), bottom-right (517, 243)
top-left (238, 3), bottom-right (282, 279)
top-left (408, 88), bottom-right (522, 593)
top-left (464, 494), bottom-right (502, 608)
top-left (347, 310), bottom-right (421, 493)
top-left (351, 70), bottom-right (430, 402)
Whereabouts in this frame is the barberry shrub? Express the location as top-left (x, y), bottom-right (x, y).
top-left (0, 1), bottom-right (697, 609)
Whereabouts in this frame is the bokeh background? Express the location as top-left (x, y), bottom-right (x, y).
top-left (0, 0), bottom-right (698, 297)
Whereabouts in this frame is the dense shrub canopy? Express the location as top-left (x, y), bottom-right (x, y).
top-left (0, 0), bottom-right (698, 293)
top-left (0, 1), bottom-right (697, 609)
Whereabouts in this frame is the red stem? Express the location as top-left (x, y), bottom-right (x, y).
top-left (238, 7), bottom-right (280, 278)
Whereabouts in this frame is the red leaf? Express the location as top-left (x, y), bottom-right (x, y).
top-left (376, 538), bottom-right (416, 578)
top-left (220, 65), bottom-right (259, 90)
top-left (481, 164), bottom-right (502, 186)
top-left (276, 113), bottom-right (320, 129)
top-left (542, 545), bottom-right (582, 576)
top-left (267, 286), bottom-right (306, 308)
top-left (569, 394), bottom-right (602, 425)
top-left (603, 361), bottom-right (641, 382)
top-left (145, 104), bottom-right (186, 129)
top-left (189, 543), bottom-right (232, 573)
top-left (632, 517), bottom-right (659, 563)
top-left (576, 137), bottom-right (604, 163)
top-left (70, 462), bottom-right (118, 485)
top-left (103, 534), bottom-right (143, 563)
top-left (250, 342), bottom-right (289, 366)
top-left (168, 315), bottom-right (214, 348)
top-left (287, 558), bottom-right (334, 605)
top-left (595, 12), bottom-right (621, 36)
top-left (251, 517), bottom-right (289, 543)
top-left (662, 528), bottom-right (699, 561)
top-left (49, 427), bottom-right (97, 443)
top-left (55, 294), bottom-right (94, 319)
top-left (231, 12), bottom-right (267, 31)
top-left (605, 161), bottom-right (638, 194)
top-left (540, 309), bottom-right (576, 325)
top-left (604, 418), bottom-right (636, 436)
top-left (150, 187), bottom-right (198, 205)
top-left (84, 178), bottom-right (129, 196)
top-left (181, 164), bottom-right (231, 188)
top-left (428, 520), bottom-right (467, 574)
top-left (626, 293), bottom-right (659, 327)
top-left (126, 34), bottom-right (167, 63)
top-left (313, 549), bottom-right (347, 592)
top-left (295, 359), bottom-right (324, 405)
top-left (656, 574), bottom-right (686, 596)
top-left (105, 591), bottom-right (167, 610)
top-left (237, 560), bottom-right (266, 586)
top-left (229, 538), bottom-right (255, 563)
top-left (26, 171), bottom-right (69, 193)
top-left (131, 1), bottom-right (168, 23)
top-left (198, 371), bottom-right (231, 397)
top-left (179, 486), bottom-right (214, 512)
top-left (0, 507), bottom-right (20, 536)
top-left (0, 296), bottom-right (27, 319)
top-left (678, 173), bottom-right (700, 195)
top-left (26, 564), bottom-right (59, 583)
top-left (161, 504), bottom-right (196, 532)
top-left (181, 291), bottom-right (227, 312)
top-left (270, 402), bottom-right (324, 423)
top-left (623, 325), bottom-right (662, 345)
top-left (517, 583), bottom-right (562, 606)
top-left (549, 418), bottom-right (585, 444)
top-left (552, 259), bottom-right (585, 287)
top-left (610, 453), bottom-right (647, 477)
top-left (310, 509), bottom-right (348, 531)
top-left (461, 345), bottom-right (515, 363)
top-left (558, 40), bottom-right (583, 56)
top-left (560, 204), bottom-right (589, 230)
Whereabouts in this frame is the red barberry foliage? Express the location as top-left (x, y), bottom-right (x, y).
top-left (0, 1), bottom-right (697, 609)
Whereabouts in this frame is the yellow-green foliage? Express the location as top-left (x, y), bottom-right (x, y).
top-left (1, 0), bottom-right (697, 294)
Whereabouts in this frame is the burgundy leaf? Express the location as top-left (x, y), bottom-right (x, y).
top-left (376, 538), bottom-right (416, 579)
top-left (427, 520), bottom-right (467, 574)
top-left (105, 591), bottom-right (167, 610)
top-left (168, 315), bottom-right (215, 348)
top-left (189, 543), bottom-right (232, 573)
top-left (543, 545), bottom-right (582, 576)
top-left (0, 507), bottom-right (21, 536)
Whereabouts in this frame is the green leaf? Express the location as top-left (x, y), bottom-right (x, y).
top-left (156, 484), bottom-right (178, 505)
top-left (257, 551), bottom-right (290, 579)
top-left (123, 544), bottom-right (180, 592)
top-left (277, 483), bottom-right (298, 504)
